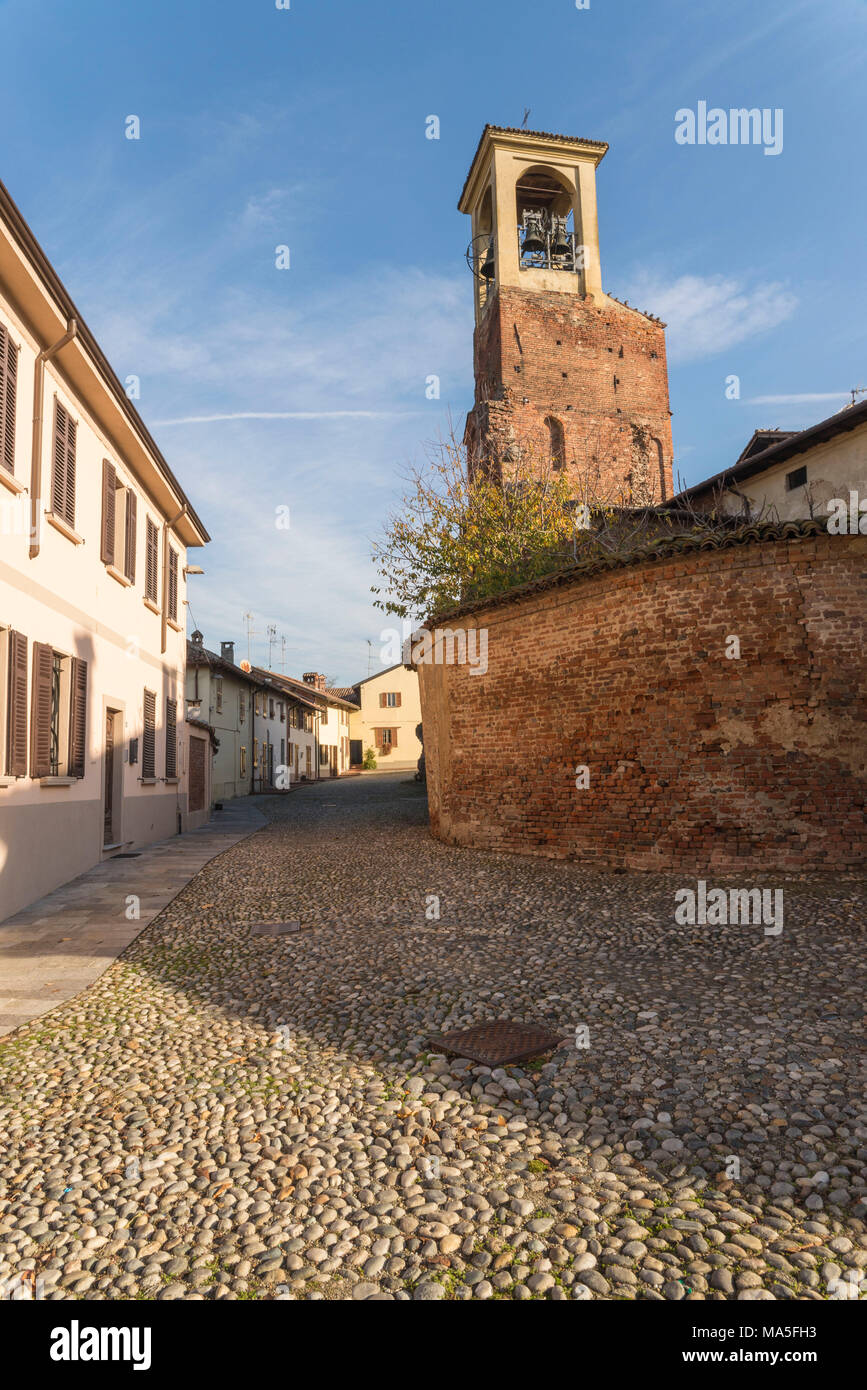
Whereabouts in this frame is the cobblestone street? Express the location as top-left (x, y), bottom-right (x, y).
top-left (1, 773), bottom-right (864, 1301)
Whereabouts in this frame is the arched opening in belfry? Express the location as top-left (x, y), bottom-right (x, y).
top-left (515, 167), bottom-right (576, 272)
top-left (545, 415), bottom-right (567, 472)
top-left (474, 185), bottom-right (495, 309)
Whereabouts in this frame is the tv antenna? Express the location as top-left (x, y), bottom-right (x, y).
top-left (522, 107), bottom-right (531, 128)
top-left (266, 623), bottom-right (277, 668)
top-left (849, 384), bottom-right (867, 405)
top-left (243, 612), bottom-right (256, 664)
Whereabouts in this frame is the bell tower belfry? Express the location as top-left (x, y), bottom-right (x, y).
top-left (460, 125), bottom-right (674, 503)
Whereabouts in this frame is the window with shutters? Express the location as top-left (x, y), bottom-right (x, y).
top-left (0, 323), bottom-right (18, 476)
top-left (381, 691), bottom-right (400, 708)
top-left (321, 706), bottom-right (328, 726)
top-left (27, 643), bottom-right (84, 778)
top-left (145, 517), bottom-right (159, 604)
top-left (51, 400), bottom-right (77, 529)
top-left (1, 629), bottom-right (28, 777)
top-left (124, 490), bottom-right (137, 582)
top-left (167, 546), bottom-right (179, 623)
top-left (165, 697), bottom-right (177, 778)
top-left (142, 689), bottom-right (156, 778)
top-left (100, 460), bottom-right (117, 566)
top-left (374, 727), bottom-right (397, 752)
top-left (101, 463), bottom-right (138, 583)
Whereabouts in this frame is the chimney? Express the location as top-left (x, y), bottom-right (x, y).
top-left (221, 641), bottom-right (235, 664)
top-left (191, 629), bottom-right (204, 647)
top-left (303, 671), bottom-right (326, 692)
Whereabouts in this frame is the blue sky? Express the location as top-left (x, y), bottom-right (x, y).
top-left (1, 0), bottom-right (865, 682)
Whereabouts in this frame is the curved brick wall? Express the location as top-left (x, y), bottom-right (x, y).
top-left (417, 529), bottom-right (867, 872)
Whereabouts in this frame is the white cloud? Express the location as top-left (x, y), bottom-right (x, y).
top-left (621, 272), bottom-right (798, 363)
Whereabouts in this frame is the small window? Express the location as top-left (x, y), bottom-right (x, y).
top-left (786, 466), bottom-right (807, 491)
top-left (321, 706), bottom-right (328, 726)
top-left (385, 692), bottom-right (398, 708)
top-left (214, 677), bottom-right (223, 714)
top-left (239, 690), bottom-right (246, 722)
top-left (269, 697), bottom-right (275, 718)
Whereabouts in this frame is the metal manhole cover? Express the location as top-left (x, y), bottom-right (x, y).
top-left (248, 920), bottom-right (307, 936)
top-left (427, 1020), bottom-right (567, 1067)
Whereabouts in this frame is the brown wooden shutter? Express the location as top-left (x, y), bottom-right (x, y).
top-left (6, 630), bottom-right (28, 776)
top-left (165, 697), bottom-right (177, 778)
top-left (0, 324), bottom-right (17, 475)
top-left (395, 692), bottom-right (402, 708)
top-left (52, 402), bottom-right (76, 528)
top-left (65, 415), bottom-right (77, 527)
top-left (100, 460), bottom-right (117, 564)
top-left (168, 548), bottom-right (178, 622)
top-left (142, 689), bottom-right (156, 777)
top-left (392, 726), bottom-right (398, 747)
top-left (145, 519), bottom-right (159, 602)
top-left (379, 691), bottom-right (387, 707)
top-left (67, 657), bottom-right (87, 778)
top-left (30, 642), bottom-right (53, 778)
top-left (124, 491), bottom-right (137, 582)
top-left (52, 402), bottom-right (67, 518)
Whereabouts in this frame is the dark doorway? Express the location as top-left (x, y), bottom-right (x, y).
top-left (350, 739), bottom-right (362, 766)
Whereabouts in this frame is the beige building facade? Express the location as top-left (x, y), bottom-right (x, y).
top-left (0, 178), bottom-right (208, 920)
top-left (672, 402), bottom-right (867, 523)
top-left (347, 664), bottom-right (422, 773)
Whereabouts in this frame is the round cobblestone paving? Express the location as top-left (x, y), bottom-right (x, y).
top-left (0, 775), bottom-right (864, 1301)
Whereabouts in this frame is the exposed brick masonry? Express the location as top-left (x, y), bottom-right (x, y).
top-left (418, 531), bottom-right (867, 872)
top-left (466, 286), bottom-right (674, 502)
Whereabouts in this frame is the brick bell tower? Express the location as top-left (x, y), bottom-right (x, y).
top-left (460, 125), bottom-right (674, 503)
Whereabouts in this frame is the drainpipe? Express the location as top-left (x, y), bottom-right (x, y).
top-left (161, 504), bottom-right (188, 654)
top-left (30, 318), bottom-right (78, 558)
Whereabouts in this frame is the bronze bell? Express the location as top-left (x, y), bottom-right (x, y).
top-left (481, 242), bottom-right (495, 279)
top-left (521, 209), bottom-right (546, 254)
top-left (550, 216), bottom-right (571, 258)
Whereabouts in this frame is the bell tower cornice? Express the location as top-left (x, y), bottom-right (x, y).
top-left (458, 125), bottom-right (609, 215)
